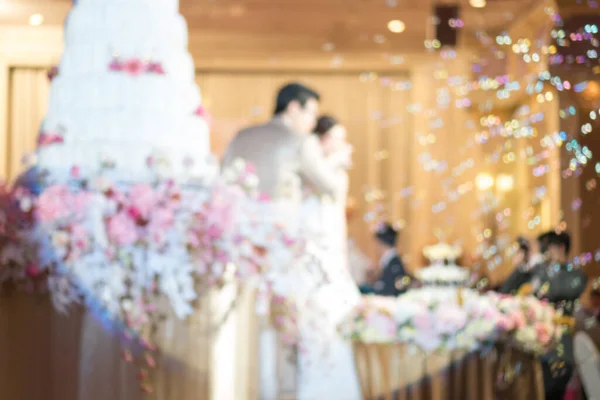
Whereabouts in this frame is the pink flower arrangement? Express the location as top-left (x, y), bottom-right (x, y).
top-left (487, 292), bottom-right (563, 354)
top-left (0, 158), bottom-right (306, 394)
top-left (339, 289), bottom-right (564, 354)
top-left (36, 184), bottom-right (90, 223)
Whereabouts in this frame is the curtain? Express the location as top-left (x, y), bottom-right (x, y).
top-left (6, 68), bottom-right (50, 180)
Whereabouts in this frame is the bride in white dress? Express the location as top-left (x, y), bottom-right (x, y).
top-left (297, 115), bottom-right (362, 400)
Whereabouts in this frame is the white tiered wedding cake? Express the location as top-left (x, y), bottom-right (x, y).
top-left (37, 0), bottom-right (210, 183)
top-left (416, 243), bottom-right (470, 287)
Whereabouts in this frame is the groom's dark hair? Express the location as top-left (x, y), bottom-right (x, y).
top-left (273, 82), bottom-right (320, 115)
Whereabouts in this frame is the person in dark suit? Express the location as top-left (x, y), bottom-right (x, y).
top-left (499, 231), bottom-right (553, 295)
top-left (531, 231), bottom-right (588, 400)
top-left (359, 223), bottom-right (410, 296)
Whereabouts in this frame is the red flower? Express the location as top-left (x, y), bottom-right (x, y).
top-left (146, 62), bottom-right (165, 75)
top-left (25, 264), bottom-right (41, 279)
top-left (126, 206), bottom-right (143, 222)
top-left (108, 59), bottom-right (123, 71)
top-left (194, 105), bottom-right (213, 125)
top-left (37, 132), bottom-right (64, 147)
top-left (47, 66), bottom-right (58, 81)
top-left (124, 59), bottom-right (144, 76)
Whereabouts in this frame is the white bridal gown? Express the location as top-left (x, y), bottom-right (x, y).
top-left (296, 169), bottom-right (362, 400)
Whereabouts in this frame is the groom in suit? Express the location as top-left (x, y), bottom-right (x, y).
top-left (221, 82), bottom-right (349, 400)
top-left (222, 82), bottom-right (347, 201)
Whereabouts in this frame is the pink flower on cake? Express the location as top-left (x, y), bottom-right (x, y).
top-left (47, 66), bottom-right (59, 81)
top-left (124, 59), bottom-right (145, 76)
top-left (107, 212), bottom-right (138, 246)
top-left (109, 59), bottom-right (123, 71)
top-left (70, 166), bottom-right (81, 179)
top-left (194, 105), bottom-right (213, 125)
top-left (146, 62), bottom-right (165, 75)
top-left (37, 132), bottom-right (64, 147)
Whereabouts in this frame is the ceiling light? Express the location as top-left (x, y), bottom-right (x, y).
top-left (469, 0), bottom-right (486, 8)
top-left (29, 13), bottom-right (44, 26)
top-left (475, 173), bottom-right (494, 191)
top-left (387, 20), bottom-right (406, 33)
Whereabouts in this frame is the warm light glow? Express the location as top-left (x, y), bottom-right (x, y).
top-left (469, 0), bottom-right (486, 8)
top-left (387, 20), bottom-right (406, 33)
top-left (496, 174), bottom-right (515, 192)
top-left (29, 13), bottom-right (44, 26)
top-left (475, 173), bottom-right (494, 191)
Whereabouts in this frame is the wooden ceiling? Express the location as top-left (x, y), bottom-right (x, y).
top-left (0, 0), bottom-right (542, 56)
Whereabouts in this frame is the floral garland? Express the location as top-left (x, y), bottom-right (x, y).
top-left (339, 290), bottom-right (500, 352)
top-left (0, 158), bottom-right (307, 392)
top-left (108, 57), bottom-right (165, 76)
top-left (339, 289), bottom-right (565, 356)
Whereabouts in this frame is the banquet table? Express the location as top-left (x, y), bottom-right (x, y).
top-left (353, 342), bottom-right (544, 400)
top-left (0, 290), bottom-right (213, 400)
top-left (0, 290), bottom-right (545, 400)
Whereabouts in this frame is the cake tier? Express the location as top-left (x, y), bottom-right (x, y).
top-left (59, 44), bottom-right (195, 84)
top-left (38, 0), bottom-right (211, 183)
top-left (71, 0), bottom-right (180, 18)
top-left (47, 75), bottom-right (200, 115)
top-left (37, 110), bottom-right (210, 183)
top-left (63, 8), bottom-right (192, 81)
top-left (415, 265), bottom-right (470, 287)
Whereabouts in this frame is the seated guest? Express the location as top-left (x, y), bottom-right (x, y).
top-left (359, 223), bottom-right (410, 296)
top-left (499, 232), bottom-right (552, 295)
top-left (531, 231), bottom-right (588, 400)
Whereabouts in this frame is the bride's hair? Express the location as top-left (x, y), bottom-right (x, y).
top-left (314, 115), bottom-right (338, 137)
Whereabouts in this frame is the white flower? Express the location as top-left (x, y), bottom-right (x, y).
top-left (398, 326), bottom-right (417, 341)
top-left (245, 174), bottom-right (259, 188)
top-left (515, 326), bottom-right (536, 344)
top-left (19, 197), bottom-right (33, 212)
top-left (394, 301), bottom-right (425, 325)
top-left (232, 159), bottom-right (246, 172)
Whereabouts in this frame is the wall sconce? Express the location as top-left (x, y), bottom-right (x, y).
top-left (475, 173), bottom-right (494, 191)
top-left (496, 174), bottom-right (515, 192)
